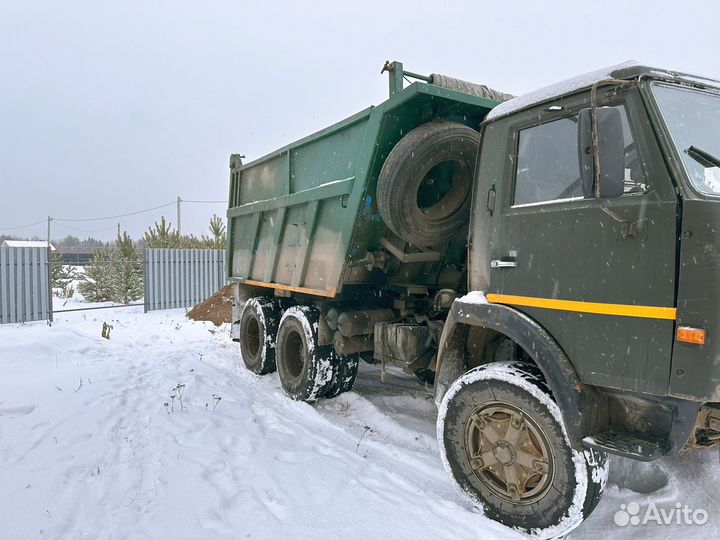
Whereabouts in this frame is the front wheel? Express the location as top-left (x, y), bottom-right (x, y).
top-left (437, 362), bottom-right (608, 539)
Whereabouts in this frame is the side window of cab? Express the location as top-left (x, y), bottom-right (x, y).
top-left (512, 105), bottom-right (645, 206)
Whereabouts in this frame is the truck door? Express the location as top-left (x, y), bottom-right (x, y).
top-left (483, 89), bottom-right (678, 395)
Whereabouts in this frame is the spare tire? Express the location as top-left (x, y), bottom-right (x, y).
top-left (377, 120), bottom-right (481, 247)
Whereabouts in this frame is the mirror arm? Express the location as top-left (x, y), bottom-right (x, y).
top-left (590, 79), bottom-right (639, 237)
top-left (589, 79), bottom-right (636, 198)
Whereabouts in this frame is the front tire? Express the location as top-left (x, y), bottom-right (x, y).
top-left (437, 362), bottom-right (607, 539)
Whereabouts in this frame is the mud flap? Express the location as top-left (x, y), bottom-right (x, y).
top-left (230, 300), bottom-right (242, 342)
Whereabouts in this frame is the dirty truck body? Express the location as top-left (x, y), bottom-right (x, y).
top-left (227, 62), bottom-right (720, 537)
top-left (227, 76), bottom-right (491, 299)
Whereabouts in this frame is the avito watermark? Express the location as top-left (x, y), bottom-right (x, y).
top-left (614, 501), bottom-right (708, 527)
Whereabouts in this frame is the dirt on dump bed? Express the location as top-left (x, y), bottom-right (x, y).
top-left (187, 284), bottom-right (235, 326)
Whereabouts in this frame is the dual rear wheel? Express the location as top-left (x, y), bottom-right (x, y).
top-left (238, 298), bottom-right (358, 401)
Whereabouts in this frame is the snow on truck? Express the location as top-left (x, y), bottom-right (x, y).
top-left (225, 61), bottom-right (720, 537)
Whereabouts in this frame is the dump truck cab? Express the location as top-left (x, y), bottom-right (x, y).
top-left (437, 63), bottom-right (720, 457)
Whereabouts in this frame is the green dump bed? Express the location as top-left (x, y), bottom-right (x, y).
top-left (227, 81), bottom-right (499, 299)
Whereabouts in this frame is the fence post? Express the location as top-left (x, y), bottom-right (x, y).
top-left (143, 248), bottom-right (149, 313)
top-left (47, 246), bottom-right (54, 323)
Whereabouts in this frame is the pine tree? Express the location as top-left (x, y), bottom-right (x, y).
top-left (50, 251), bottom-right (75, 287)
top-left (50, 251), bottom-right (77, 298)
top-left (143, 215), bottom-right (225, 249)
top-left (113, 232), bottom-right (143, 304)
top-left (179, 234), bottom-right (202, 248)
top-left (144, 216), bottom-right (182, 248)
top-left (78, 248), bottom-right (115, 302)
top-left (201, 214), bottom-right (227, 249)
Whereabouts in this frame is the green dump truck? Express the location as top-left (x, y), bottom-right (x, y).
top-left (227, 61), bottom-right (720, 537)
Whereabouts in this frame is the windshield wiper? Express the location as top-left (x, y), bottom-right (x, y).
top-left (686, 145), bottom-right (720, 168)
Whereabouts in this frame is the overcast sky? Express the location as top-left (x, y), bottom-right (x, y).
top-left (1, 0), bottom-right (718, 241)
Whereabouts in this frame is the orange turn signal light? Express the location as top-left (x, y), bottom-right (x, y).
top-left (676, 326), bottom-right (706, 346)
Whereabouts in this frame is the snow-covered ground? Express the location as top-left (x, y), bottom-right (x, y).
top-left (0, 302), bottom-right (718, 539)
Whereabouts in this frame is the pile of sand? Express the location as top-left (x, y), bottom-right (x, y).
top-left (187, 283), bottom-right (235, 326)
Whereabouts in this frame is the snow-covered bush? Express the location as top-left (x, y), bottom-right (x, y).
top-left (50, 251), bottom-right (77, 298)
top-left (78, 248), bottom-right (115, 302)
top-left (78, 232), bottom-right (143, 304)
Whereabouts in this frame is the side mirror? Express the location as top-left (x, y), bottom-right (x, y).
top-left (578, 107), bottom-right (625, 198)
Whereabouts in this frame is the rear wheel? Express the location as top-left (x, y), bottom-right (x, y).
top-left (324, 352), bottom-right (360, 398)
top-left (239, 297), bottom-right (280, 375)
top-left (276, 306), bottom-right (335, 402)
top-left (437, 362), bottom-right (608, 539)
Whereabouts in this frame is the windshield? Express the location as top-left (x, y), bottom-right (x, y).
top-left (652, 83), bottom-right (720, 196)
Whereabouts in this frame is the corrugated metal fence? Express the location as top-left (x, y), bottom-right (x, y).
top-left (144, 248), bottom-right (225, 312)
top-left (0, 247), bottom-right (225, 323)
top-left (0, 246), bottom-right (50, 324)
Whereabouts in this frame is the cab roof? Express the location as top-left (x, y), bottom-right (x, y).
top-left (485, 61), bottom-right (720, 122)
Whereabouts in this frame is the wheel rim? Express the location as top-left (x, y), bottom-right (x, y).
top-left (464, 401), bottom-right (554, 504)
top-left (245, 316), bottom-right (261, 358)
top-left (416, 159), bottom-right (471, 222)
top-left (282, 328), bottom-right (305, 378)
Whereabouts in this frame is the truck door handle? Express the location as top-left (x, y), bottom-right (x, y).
top-left (486, 184), bottom-right (496, 215)
top-left (491, 259), bottom-right (517, 269)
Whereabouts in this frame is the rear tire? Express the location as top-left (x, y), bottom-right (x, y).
top-left (239, 297), bottom-right (280, 375)
top-left (276, 306), bottom-right (335, 402)
top-left (437, 361), bottom-right (608, 539)
top-left (377, 120), bottom-right (481, 247)
top-left (324, 352), bottom-right (360, 398)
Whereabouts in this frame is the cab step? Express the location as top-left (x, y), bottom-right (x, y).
top-left (583, 429), bottom-right (668, 461)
